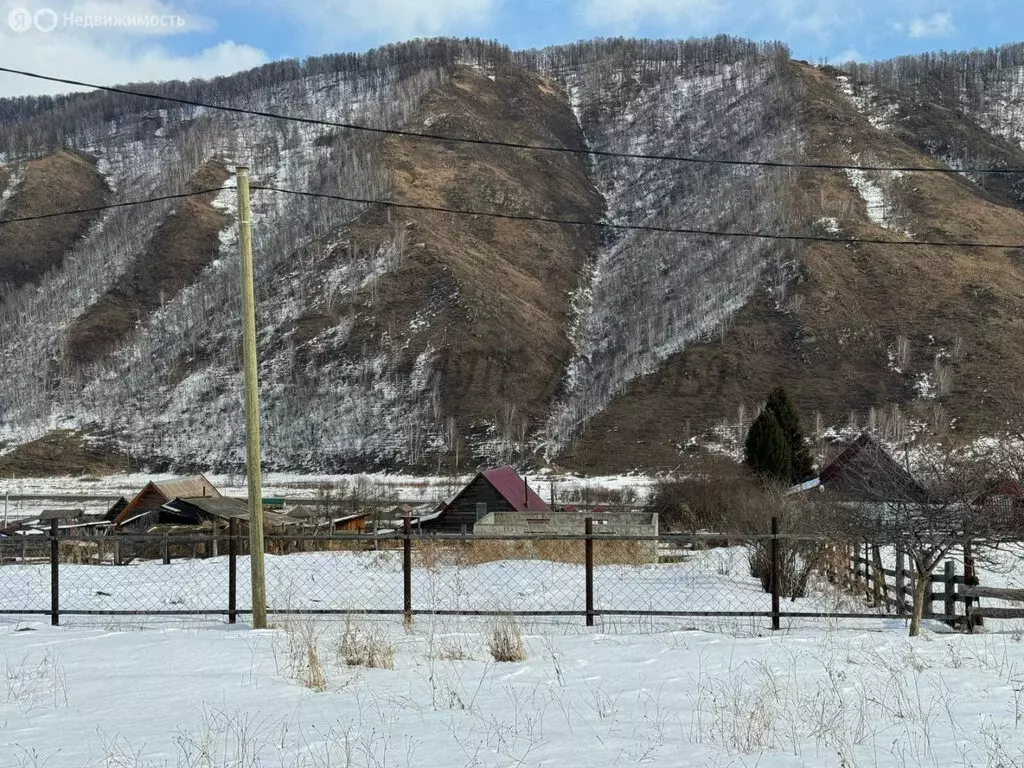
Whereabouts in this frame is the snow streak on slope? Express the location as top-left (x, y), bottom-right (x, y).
top-left (844, 168), bottom-right (913, 235)
top-left (835, 75), bottom-right (900, 130)
top-left (0, 164), bottom-right (21, 214)
top-left (0, 65), bottom-right (448, 469)
top-left (540, 43), bottom-right (799, 455)
top-left (970, 63), bottom-right (1024, 149)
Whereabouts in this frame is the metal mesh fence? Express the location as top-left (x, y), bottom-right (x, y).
top-left (0, 530), bottom-right (922, 627)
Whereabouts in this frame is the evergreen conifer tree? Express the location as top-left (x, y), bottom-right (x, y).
top-left (764, 386), bottom-right (814, 483)
top-left (743, 409), bottom-right (791, 483)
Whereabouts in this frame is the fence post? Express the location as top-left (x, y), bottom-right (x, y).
top-left (162, 533), bottom-right (170, 565)
top-left (944, 559), bottom-right (957, 627)
top-left (895, 547), bottom-right (906, 615)
top-left (403, 516), bottom-right (412, 626)
top-left (770, 516), bottom-right (780, 631)
top-left (964, 540), bottom-right (981, 632)
top-left (585, 517), bottom-right (594, 628)
top-left (908, 565), bottom-right (917, 618)
top-left (871, 544), bottom-right (884, 608)
top-left (863, 542), bottom-right (873, 602)
top-left (49, 519), bottom-right (59, 627)
top-left (228, 519), bottom-right (237, 625)
top-left (922, 566), bottom-right (934, 619)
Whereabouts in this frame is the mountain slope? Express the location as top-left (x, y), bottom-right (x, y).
top-left (66, 161), bottom-right (231, 368)
top-left (562, 57), bottom-right (1024, 472)
top-left (0, 150), bottom-right (107, 292)
top-left (1, 37), bottom-right (1024, 475)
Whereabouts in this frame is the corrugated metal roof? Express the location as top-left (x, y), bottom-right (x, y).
top-left (152, 475), bottom-right (221, 501)
top-left (164, 496), bottom-right (298, 528)
top-left (115, 475), bottom-right (222, 526)
top-left (481, 465), bottom-right (549, 512)
top-left (169, 496), bottom-right (248, 519)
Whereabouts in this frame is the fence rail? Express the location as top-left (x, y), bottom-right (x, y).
top-left (0, 519), bottom-right (986, 628)
top-left (835, 542), bottom-right (982, 629)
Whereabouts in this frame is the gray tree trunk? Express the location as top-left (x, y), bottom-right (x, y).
top-left (909, 568), bottom-right (929, 637)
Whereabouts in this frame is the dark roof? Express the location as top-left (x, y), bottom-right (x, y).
top-left (103, 497), bottom-right (128, 522)
top-left (165, 497), bottom-right (298, 529)
top-left (38, 508), bottom-right (84, 522)
top-left (480, 465), bottom-right (549, 512)
top-left (285, 504), bottom-right (321, 520)
top-left (975, 478), bottom-right (1024, 504)
top-left (817, 433), bottom-right (928, 503)
top-left (167, 496), bottom-right (249, 520)
top-left (115, 474), bottom-right (221, 525)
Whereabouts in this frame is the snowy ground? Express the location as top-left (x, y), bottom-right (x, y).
top-left (5, 615), bottom-right (1024, 767)
top-left (4, 544), bottom-right (1024, 766)
top-left (0, 546), bottom-right (849, 625)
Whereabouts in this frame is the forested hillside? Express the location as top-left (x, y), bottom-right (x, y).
top-left (1, 37), bottom-right (1023, 475)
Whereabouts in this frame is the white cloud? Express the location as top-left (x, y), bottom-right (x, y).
top-left (578, 0), bottom-right (725, 28)
top-left (767, 0), bottom-right (861, 40)
top-left (279, 0), bottom-right (498, 39)
top-left (830, 47), bottom-right (863, 64)
top-left (0, 0), bottom-right (268, 97)
top-left (897, 11), bottom-right (955, 39)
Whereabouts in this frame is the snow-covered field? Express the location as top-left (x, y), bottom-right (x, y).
top-left (0, 547), bottom-right (841, 623)
top-left (6, 614), bottom-right (1024, 767)
top-left (4, 544), bottom-right (1024, 766)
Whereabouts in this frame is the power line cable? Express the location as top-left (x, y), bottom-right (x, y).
top-left (3, 182), bottom-right (1017, 249)
top-left (252, 184), bottom-right (1024, 250)
top-left (2, 65), bottom-right (1023, 176)
top-left (0, 188), bottom-right (226, 225)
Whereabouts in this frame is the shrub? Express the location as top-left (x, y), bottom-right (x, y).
top-left (488, 617), bottom-right (527, 663)
top-left (747, 540), bottom-right (822, 599)
top-left (339, 618), bottom-right (395, 669)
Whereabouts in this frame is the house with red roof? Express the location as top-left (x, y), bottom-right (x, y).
top-left (974, 478), bottom-right (1024, 518)
top-left (421, 465), bottom-right (549, 532)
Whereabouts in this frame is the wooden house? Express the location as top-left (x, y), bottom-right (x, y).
top-left (973, 478), bottom-right (1024, 522)
top-left (332, 512), bottom-right (372, 532)
top-left (788, 433), bottom-right (927, 504)
top-left (102, 497), bottom-right (128, 522)
top-left (114, 475), bottom-right (221, 529)
top-left (420, 465), bottom-right (549, 532)
top-left (161, 496), bottom-right (295, 533)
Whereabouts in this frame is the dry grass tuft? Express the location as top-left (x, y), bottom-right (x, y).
top-left (276, 619), bottom-right (329, 691)
top-left (436, 636), bottom-right (474, 661)
top-left (488, 617), bottom-right (527, 663)
top-left (339, 617), bottom-right (396, 670)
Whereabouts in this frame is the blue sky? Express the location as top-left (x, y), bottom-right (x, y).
top-left (0, 0), bottom-right (1021, 97)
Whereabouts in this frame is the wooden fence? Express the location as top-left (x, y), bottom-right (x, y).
top-left (960, 585), bottom-right (1024, 624)
top-left (828, 542), bottom-right (978, 629)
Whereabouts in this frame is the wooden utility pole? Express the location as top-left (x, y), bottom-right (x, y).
top-left (236, 165), bottom-right (267, 629)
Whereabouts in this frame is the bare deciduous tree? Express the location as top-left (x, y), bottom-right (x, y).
top-left (813, 447), bottom-right (1003, 636)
